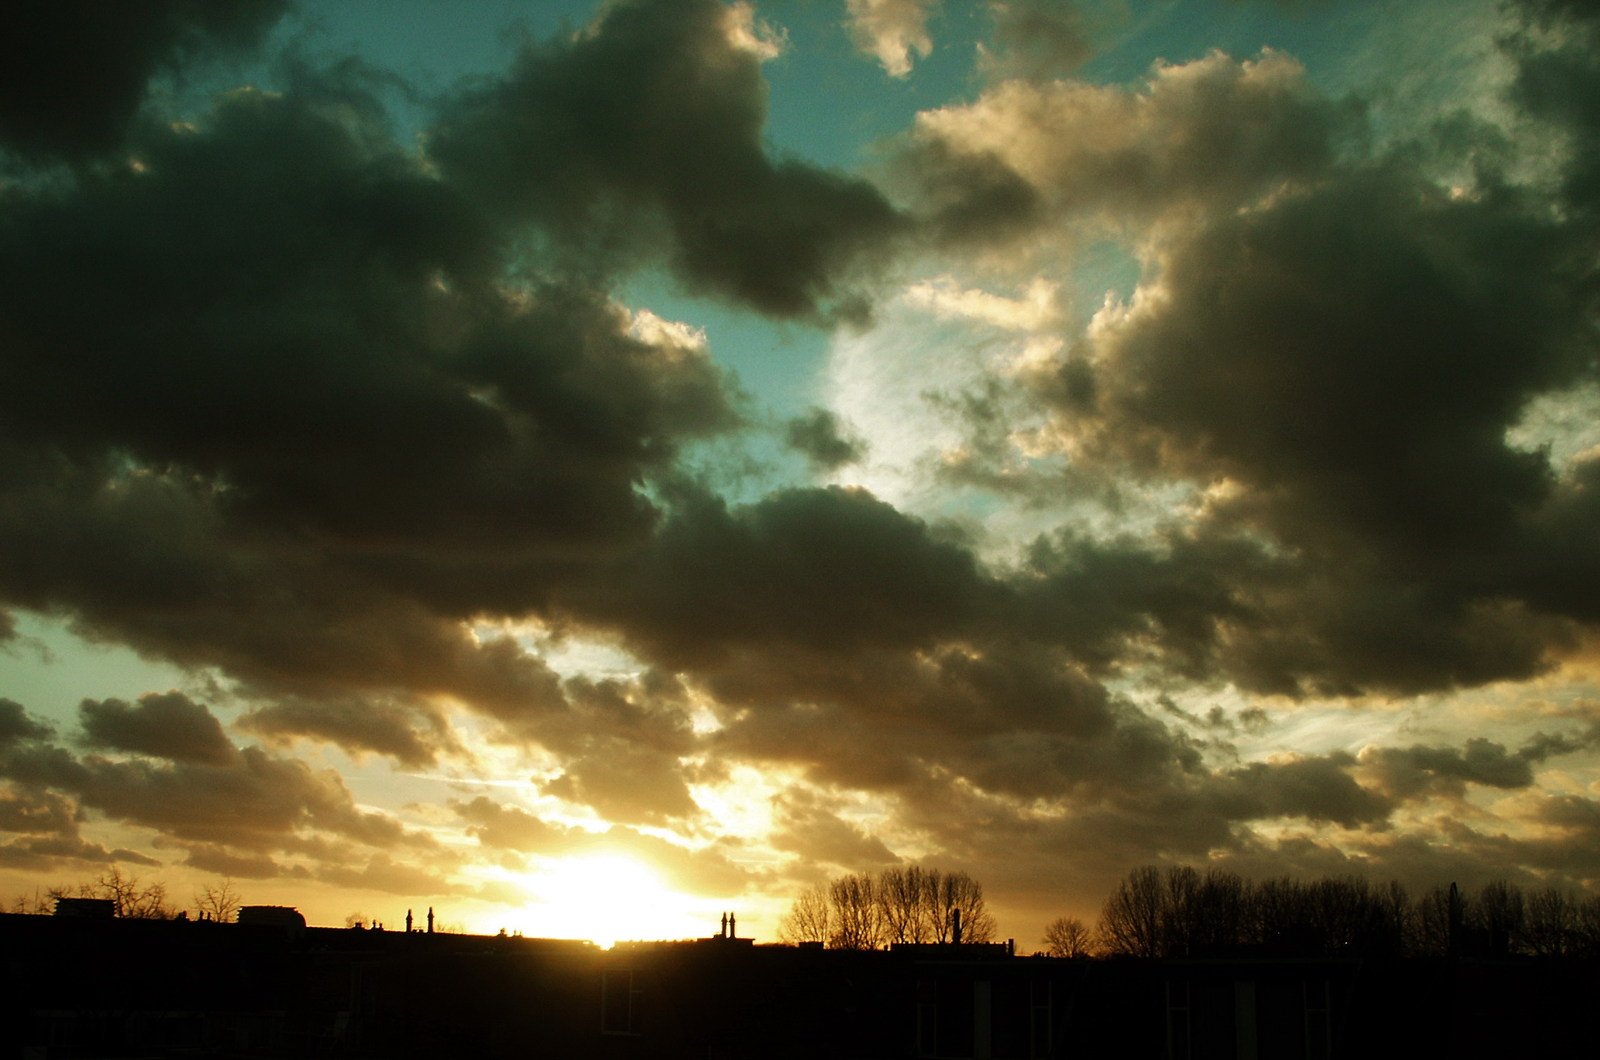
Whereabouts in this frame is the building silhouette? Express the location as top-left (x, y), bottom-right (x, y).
top-left (2, 907), bottom-right (1596, 1057)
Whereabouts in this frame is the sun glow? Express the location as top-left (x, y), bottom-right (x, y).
top-left (503, 854), bottom-right (706, 948)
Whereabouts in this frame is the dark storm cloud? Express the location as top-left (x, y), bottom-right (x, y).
top-left (0, 0), bottom-right (289, 160)
top-left (894, 741), bottom-right (1391, 876)
top-left (79, 691), bottom-right (237, 766)
top-left (769, 788), bottom-right (900, 870)
top-left (0, 787), bottom-right (79, 844)
top-left (1014, 528), bottom-right (1268, 679)
top-left (181, 844), bottom-right (286, 880)
top-left (883, 763), bottom-right (1233, 898)
top-left (703, 640), bottom-right (1160, 805)
top-left (0, 775), bottom-right (164, 872)
top-left (980, 0), bottom-right (1096, 81)
top-left (0, 835), bottom-right (159, 871)
top-left (1017, 519), bottom-right (1567, 698)
top-left (784, 408), bottom-right (867, 469)
top-left (239, 695), bottom-right (457, 769)
top-left (0, 437), bottom-right (573, 739)
top-left (61, 748), bottom-right (410, 851)
top-left (1363, 726), bottom-right (1600, 800)
top-left (1508, 0), bottom-right (1600, 221)
top-left (1363, 738), bottom-right (1532, 799)
top-left (0, 73), bottom-right (740, 754)
top-left (0, 698), bottom-right (52, 745)
top-left (1062, 170), bottom-right (1582, 544)
top-left (1512, 457), bottom-right (1600, 624)
top-left (1516, 722), bottom-right (1600, 762)
top-left (571, 485), bottom-right (994, 667)
top-left (453, 796), bottom-right (569, 854)
top-left (0, 87), bottom-right (731, 555)
top-left (1159, 696), bottom-right (1249, 738)
top-left (1209, 753), bottom-right (1392, 828)
top-left (1384, 794), bottom-right (1600, 883)
top-left (428, 0), bottom-right (904, 319)
top-left (0, 698), bottom-right (429, 868)
top-left (1046, 161), bottom-right (1595, 695)
top-left (536, 673), bottom-right (700, 824)
top-left (894, 138), bottom-right (1044, 247)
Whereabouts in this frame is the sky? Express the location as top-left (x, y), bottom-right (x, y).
top-left (1, 0), bottom-right (1598, 949)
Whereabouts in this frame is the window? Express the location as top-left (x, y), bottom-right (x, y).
top-left (1029, 978), bottom-right (1052, 1058)
top-left (1165, 977), bottom-right (1192, 1060)
top-left (601, 968), bottom-right (642, 1036)
top-left (1303, 978), bottom-right (1330, 1060)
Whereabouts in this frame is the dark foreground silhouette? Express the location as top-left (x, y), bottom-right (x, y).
top-left (3, 910), bottom-right (1597, 1058)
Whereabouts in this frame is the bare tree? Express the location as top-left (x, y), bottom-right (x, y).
top-left (1476, 880), bottom-right (1524, 957)
top-left (1525, 887), bottom-right (1575, 957)
top-left (1081, 867), bottom-right (1600, 960)
top-left (1307, 876), bottom-right (1364, 953)
top-left (876, 866), bottom-right (929, 944)
top-left (930, 870), bottom-right (996, 944)
top-left (344, 911), bottom-right (370, 929)
top-left (106, 867), bottom-right (169, 918)
top-left (1382, 879), bottom-right (1417, 955)
top-left (194, 877), bottom-right (241, 923)
top-left (1160, 866), bottom-right (1202, 956)
top-left (51, 866), bottom-right (171, 918)
top-left (1249, 876), bottom-right (1305, 951)
top-left (829, 873), bottom-right (881, 950)
top-left (781, 866), bottom-right (998, 950)
top-left (778, 883), bottom-right (833, 944)
top-left (1098, 865), bottom-right (1164, 957)
top-left (1193, 869), bottom-right (1248, 953)
top-left (1414, 884), bottom-right (1457, 956)
top-left (1573, 894), bottom-right (1600, 957)
top-left (9, 888), bottom-right (51, 915)
top-left (1042, 915), bottom-right (1092, 958)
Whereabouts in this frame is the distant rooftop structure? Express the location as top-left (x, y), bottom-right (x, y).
top-left (53, 897), bottom-right (115, 919)
top-left (237, 905), bottom-right (306, 928)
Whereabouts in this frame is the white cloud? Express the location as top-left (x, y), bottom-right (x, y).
top-left (846, 0), bottom-right (938, 78)
top-left (627, 307), bottom-right (710, 354)
top-left (903, 275), bottom-right (1063, 332)
top-left (722, 0), bottom-right (787, 60)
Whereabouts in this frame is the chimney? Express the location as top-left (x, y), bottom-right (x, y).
top-left (427, 906), bottom-right (435, 934)
top-left (729, 912), bottom-right (736, 939)
top-left (952, 907), bottom-right (962, 946)
top-left (720, 911), bottom-right (728, 938)
top-left (406, 909), bottom-right (413, 933)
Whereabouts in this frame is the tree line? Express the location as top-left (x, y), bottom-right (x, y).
top-left (8, 867), bottom-right (241, 922)
top-left (1042, 865), bottom-right (1600, 960)
top-left (779, 866), bottom-right (997, 949)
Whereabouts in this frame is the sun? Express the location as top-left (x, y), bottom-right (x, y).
top-left (506, 853), bottom-right (705, 948)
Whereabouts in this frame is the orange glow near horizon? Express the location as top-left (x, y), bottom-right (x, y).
top-left (491, 854), bottom-right (709, 948)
